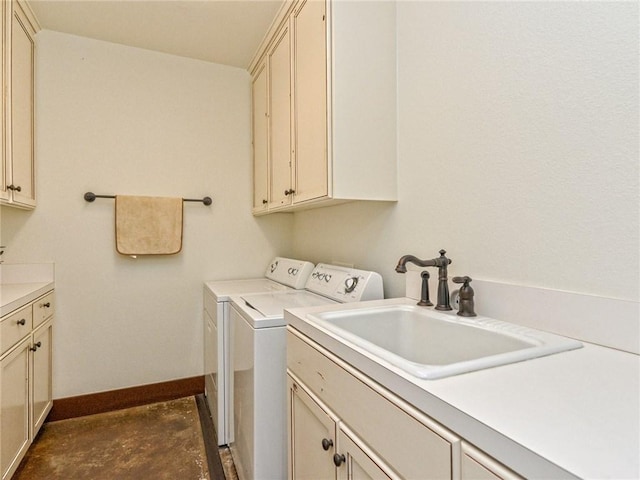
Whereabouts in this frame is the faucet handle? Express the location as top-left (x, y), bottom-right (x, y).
top-left (452, 276), bottom-right (476, 317)
top-left (452, 276), bottom-right (471, 285)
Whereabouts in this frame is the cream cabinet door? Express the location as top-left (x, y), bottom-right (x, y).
top-left (268, 23), bottom-right (293, 209)
top-left (1, 0), bottom-right (8, 203)
top-left (1, 338), bottom-right (30, 480)
top-left (288, 375), bottom-right (336, 480)
top-left (292, 0), bottom-right (328, 204)
top-left (9, 1), bottom-right (36, 208)
top-left (252, 60), bottom-right (269, 213)
top-left (31, 320), bottom-right (53, 438)
top-left (335, 425), bottom-right (398, 480)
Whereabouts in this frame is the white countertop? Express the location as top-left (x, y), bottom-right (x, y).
top-left (1, 264), bottom-right (55, 317)
top-left (286, 297), bottom-right (640, 479)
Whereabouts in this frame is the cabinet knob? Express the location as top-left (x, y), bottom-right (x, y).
top-left (333, 453), bottom-right (346, 467)
top-left (321, 438), bottom-right (333, 451)
top-left (42, 302), bottom-right (51, 308)
top-left (30, 341), bottom-right (42, 352)
top-left (7, 184), bottom-right (22, 192)
top-left (17, 318), bottom-right (26, 326)
top-left (284, 189), bottom-right (296, 196)
top-left (262, 199), bottom-right (267, 205)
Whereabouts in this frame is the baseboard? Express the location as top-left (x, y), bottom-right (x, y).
top-left (47, 376), bottom-right (204, 422)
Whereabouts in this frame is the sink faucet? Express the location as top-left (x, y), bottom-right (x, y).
top-left (395, 249), bottom-right (452, 310)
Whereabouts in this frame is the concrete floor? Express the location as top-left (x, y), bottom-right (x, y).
top-left (12, 396), bottom-right (228, 480)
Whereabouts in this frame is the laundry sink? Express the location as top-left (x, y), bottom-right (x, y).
top-left (306, 304), bottom-right (582, 379)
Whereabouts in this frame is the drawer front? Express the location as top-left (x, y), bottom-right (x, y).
top-left (33, 293), bottom-right (54, 328)
top-left (1, 305), bottom-right (33, 356)
top-left (287, 329), bottom-right (458, 479)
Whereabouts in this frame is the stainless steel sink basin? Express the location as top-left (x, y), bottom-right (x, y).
top-left (306, 305), bottom-right (582, 379)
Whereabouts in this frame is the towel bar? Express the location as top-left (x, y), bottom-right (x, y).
top-left (84, 192), bottom-right (212, 206)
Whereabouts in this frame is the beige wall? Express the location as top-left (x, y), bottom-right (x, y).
top-left (293, 1), bottom-right (639, 302)
top-left (1, 2), bottom-right (637, 398)
top-left (0, 31), bottom-right (293, 398)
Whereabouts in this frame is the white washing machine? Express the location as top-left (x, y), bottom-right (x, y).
top-left (203, 257), bottom-right (314, 446)
top-left (228, 264), bottom-right (384, 480)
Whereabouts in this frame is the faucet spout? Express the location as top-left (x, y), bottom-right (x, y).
top-left (395, 249), bottom-right (452, 310)
top-left (395, 255), bottom-right (437, 273)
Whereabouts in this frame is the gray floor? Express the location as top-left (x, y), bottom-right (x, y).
top-left (12, 396), bottom-right (232, 480)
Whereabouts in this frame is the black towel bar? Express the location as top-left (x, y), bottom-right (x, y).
top-left (84, 192), bottom-right (212, 206)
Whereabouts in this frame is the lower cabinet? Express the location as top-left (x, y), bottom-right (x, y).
top-left (288, 375), bottom-right (398, 480)
top-left (0, 337), bottom-right (30, 480)
top-left (0, 292), bottom-right (54, 480)
top-left (287, 327), bottom-right (525, 480)
top-left (287, 328), bottom-right (459, 480)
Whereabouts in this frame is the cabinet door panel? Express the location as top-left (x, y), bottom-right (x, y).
top-left (336, 426), bottom-right (396, 480)
top-left (288, 330), bottom-right (458, 479)
top-left (288, 375), bottom-right (336, 480)
top-left (11, 4), bottom-right (35, 207)
top-left (269, 25), bottom-right (292, 209)
top-left (1, 339), bottom-right (30, 480)
top-left (1, 0), bottom-right (8, 202)
top-left (31, 321), bottom-right (53, 436)
top-left (293, 0), bottom-right (328, 203)
top-left (252, 61), bottom-right (269, 212)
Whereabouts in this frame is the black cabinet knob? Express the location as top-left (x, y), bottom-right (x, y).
top-left (7, 184), bottom-right (22, 192)
top-left (333, 453), bottom-right (346, 467)
top-left (42, 302), bottom-right (51, 308)
top-left (30, 341), bottom-right (42, 352)
top-left (321, 438), bottom-right (333, 451)
top-left (17, 318), bottom-right (26, 326)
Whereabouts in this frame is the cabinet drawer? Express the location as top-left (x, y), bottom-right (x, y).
top-left (288, 329), bottom-right (459, 479)
top-left (1, 305), bottom-right (33, 356)
top-left (33, 292), bottom-right (54, 328)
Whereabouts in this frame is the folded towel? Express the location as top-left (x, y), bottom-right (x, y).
top-left (115, 195), bottom-right (183, 255)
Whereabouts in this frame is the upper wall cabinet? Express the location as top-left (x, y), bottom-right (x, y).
top-left (1, 0), bottom-right (38, 209)
top-left (249, 0), bottom-right (397, 215)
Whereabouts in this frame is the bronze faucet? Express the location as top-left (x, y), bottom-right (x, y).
top-left (395, 249), bottom-right (452, 310)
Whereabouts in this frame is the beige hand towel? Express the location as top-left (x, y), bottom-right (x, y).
top-left (115, 195), bottom-right (183, 255)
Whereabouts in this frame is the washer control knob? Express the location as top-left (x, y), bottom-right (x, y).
top-left (344, 277), bottom-right (358, 293)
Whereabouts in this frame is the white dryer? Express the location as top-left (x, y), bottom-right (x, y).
top-left (203, 257), bottom-right (314, 446)
top-left (228, 264), bottom-right (384, 480)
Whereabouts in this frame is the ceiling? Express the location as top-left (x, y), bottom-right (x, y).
top-left (28, 0), bottom-right (284, 69)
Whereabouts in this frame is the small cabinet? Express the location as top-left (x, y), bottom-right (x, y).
top-left (287, 329), bottom-right (460, 480)
top-left (251, 59), bottom-right (269, 213)
top-left (0, 290), bottom-right (54, 480)
top-left (335, 425), bottom-right (396, 480)
top-left (268, 21), bottom-right (293, 210)
top-left (288, 374), bottom-right (398, 480)
top-left (0, 337), bottom-right (30, 480)
top-left (1, 0), bottom-right (38, 209)
top-left (250, 0), bottom-right (397, 214)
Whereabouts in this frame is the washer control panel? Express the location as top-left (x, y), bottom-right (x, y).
top-left (305, 264), bottom-right (383, 302)
top-left (265, 257), bottom-right (315, 289)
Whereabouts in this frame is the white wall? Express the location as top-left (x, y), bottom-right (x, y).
top-left (0, 31), bottom-right (293, 398)
top-left (293, 2), bottom-right (639, 302)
